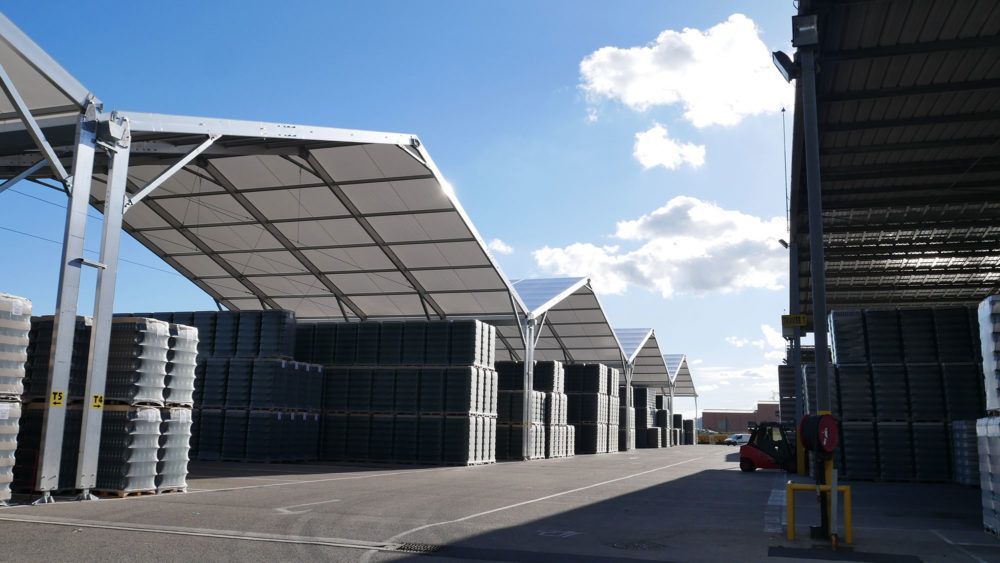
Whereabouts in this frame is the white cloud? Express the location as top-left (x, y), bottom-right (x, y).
top-left (579, 14), bottom-right (792, 127)
top-left (725, 336), bottom-right (753, 348)
top-left (487, 238), bottom-right (514, 255)
top-left (533, 196), bottom-right (785, 297)
top-left (633, 123), bottom-right (705, 170)
top-left (586, 107), bottom-right (599, 123)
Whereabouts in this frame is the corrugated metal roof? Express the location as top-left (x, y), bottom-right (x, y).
top-left (792, 0), bottom-right (1000, 317)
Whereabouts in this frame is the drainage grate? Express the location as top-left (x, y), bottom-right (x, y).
top-left (607, 540), bottom-right (667, 551)
top-left (395, 542), bottom-right (444, 554)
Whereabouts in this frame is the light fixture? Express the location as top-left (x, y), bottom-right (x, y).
top-left (772, 51), bottom-right (799, 83)
top-left (778, 238), bottom-right (789, 249)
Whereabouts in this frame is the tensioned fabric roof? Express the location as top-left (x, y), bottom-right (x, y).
top-left (1, 109), bottom-right (525, 321)
top-left (792, 0), bottom-right (1000, 321)
top-left (0, 13), bottom-right (94, 119)
top-left (614, 328), bottom-right (671, 387)
top-left (494, 278), bottom-right (626, 369)
top-left (664, 353), bottom-right (697, 397)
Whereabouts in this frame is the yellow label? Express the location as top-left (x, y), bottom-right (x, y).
top-left (50, 390), bottom-right (64, 407)
top-left (781, 314), bottom-right (808, 328)
top-left (91, 394), bottom-right (104, 409)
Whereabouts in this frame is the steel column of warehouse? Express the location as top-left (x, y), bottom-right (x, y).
top-left (614, 328), bottom-right (671, 450)
top-left (664, 354), bottom-right (698, 440)
top-left (495, 278), bottom-right (628, 458)
top-left (74, 113), bottom-right (131, 500)
top-left (0, 13), bottom-right (106, 501)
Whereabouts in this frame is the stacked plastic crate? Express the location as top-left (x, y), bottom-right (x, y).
top-left (135, 310), bottom-right (322, 463)
top-left (633, 387), bottom-right (657, 448)
top-left (91, 317), bottom-right (171, 495)
top-left (618, 385), bottom-right (635, 451)
top-left (978, 417), bottom-right (1000, 537)
top-left (495, 361), bottom-right (572, 460)
top-left (607, 368), bottom-right (620, 452)
top-left (829, 306), bottom-right (985, 482)
top-left (655, 395), bottom-right (671, 446)
top-left (157, 324), bottom-right (197, 493)
top-left (566, 364), bottom-right (611, 454)
top-left (313, 320), bottom-right (497, 466)
top-left (0, 294), bottom-right (30, 504)
top-left (951, 420), bottom-right (979, 487)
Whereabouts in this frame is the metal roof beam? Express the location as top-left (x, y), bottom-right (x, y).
top-left (822, 157), bottom-right (1000, 182)
top-left (135, 195), bottom-right (282, 310)
top-left (823, 36), bottom-right (1000, 62)
top-left (821, 111), bottom-right (1000, 133)
top-left (823, 217), bottom-right (1000, 234)
top-left (201, 159), bottom-right (367, 320)
top-left (302, 149), bottom-right (447, 320)
top-left (163, 237), bottom-right (478, 257)
top-left (820, 136), bottom-right (1000, 156)
top-left (820, 78), bottom-right (1000, 103)
top-left (131, 207), bottom-right (461, 232)
top-left (137, 173), bottom-right (436, 200)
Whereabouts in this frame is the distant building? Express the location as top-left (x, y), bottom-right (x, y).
top-left (702, 401), bottom-right (780, 433)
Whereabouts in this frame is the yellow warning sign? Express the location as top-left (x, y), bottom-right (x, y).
top-left (782, 314), bottom-right (809, 328)
top-left (91, 394), bottom-right (104, 409)
top-left (50, 390), bottom-right (64, 407)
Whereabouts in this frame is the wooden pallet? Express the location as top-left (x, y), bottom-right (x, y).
top-left (94, 489), bottom-right (155, 499)
top-left (155, 487), bottom-right (187, 495)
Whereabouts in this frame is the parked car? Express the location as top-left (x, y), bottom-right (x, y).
top-left (724, 433), bottom-right (750, 446)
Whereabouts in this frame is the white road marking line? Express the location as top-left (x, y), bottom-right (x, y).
top-left (275, 498), bottom-right (341, 515)
top-left (0, 465), bottom-right (459, 511)
top-left (383, 456), bottom-right (705, 543)
top-left (931, 529), bottom-right (990, 563)
top-left (764, 474), bottom-right (786, 534)
top-left (0, 514), bottom-right (401, 553)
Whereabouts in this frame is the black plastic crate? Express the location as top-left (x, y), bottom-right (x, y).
top-left (346, 414), bottom-right (370, 460)
top-left (312, 323), bottom-right (337, 365)
top-left (533, 361), bottom-right (563, 393)
top-left (395, 368), bottom-right (420, 413)
top-left (418, 415), bottom-right (443, 463)
top-left (323, 368), bottom-right (350, 412)
top-left (221, 410), bottom-right (248, 460)
top-left (356, 323), bottom-right (380, 365)
top-left (259, 310), bottom-right (295, 358)
top-left (197, 409), bottom-right (224, 461)
top-left (225, 358), bottom-right (253, 409)
top-left (369, 415), bottom-right (395, 462)
top-left (419, 368), bottom-right (445, 413)
top-left (872, 364), bottom-right (908, 421)
top-left (933, 307), bottom-right (977, 363)
top-left (201, 358), bottom-right (229, 408)
top-left (394, 415), bottom-right (419, 462)
top-left (371, 368), bottom-right (396, 412)
top-left (213, 312), bottom-right (239, 358)
top-left (835, 364), bottom-right (874, 420)
top-left (333, 323), bottom-right (357, 365)
top-left (830, 310), bottom-right (868, 364)
top-left (840, 421), bottom-right (879, 480)
top-left (899, 309), bottom-right (937, 363)
top-left (877, 422), bottom-right (914, 481)
top-left (496, 361), bottom-right (524, 391)
top-left (941, 363), bottom-right (985, 420)
top-left (912, 422), bottom-right (950, 481)
top-left (864, 310), bottom-right (903, 364)
top-left (906, 364), bottom-right (945, 420)
top-left (378, 322), bottom-right (404, 366)
top-left (401, 321), bottom-right (427, 365)
top-left (235, 312), bottom-right (261, 358)
top-left (425, 321), bottom-right (450, 365)
top-left (445, 367), bottom-right (477, 413)
top-left (320, 414), bottom-right (348, 460)
top-left (347, 368), bottom-right (372, 412)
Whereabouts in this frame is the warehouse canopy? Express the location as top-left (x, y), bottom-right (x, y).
top-left (614, 328), bottom-right (671, 387)
top-left (791, 0), bottom-right (1000, 321)
top-left (0, 109), bottom-right (526, 322)
top-left (494, 277), bottom-right (626, 369)
top-left (664, 353), bottom-right (697, 397)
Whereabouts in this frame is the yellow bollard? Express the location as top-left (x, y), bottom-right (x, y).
top-left (785, 482), bottom-right (853, 544)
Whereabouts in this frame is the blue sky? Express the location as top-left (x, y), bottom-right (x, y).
top-left (0, 2), bottom-right (798, 414)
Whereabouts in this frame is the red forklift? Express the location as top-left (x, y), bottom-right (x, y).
top-left (739, 421), bottom-right (797, 472)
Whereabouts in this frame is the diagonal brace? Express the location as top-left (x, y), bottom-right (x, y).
top-left (0, 159), bottom-right (45, 195)
top-left (0, 62), bottom-right (70, 183)
top-left (124, 134), bottom-right (220, 212)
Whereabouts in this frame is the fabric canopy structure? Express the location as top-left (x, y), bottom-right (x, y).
top-left (7, 111), bottom-right (523, 322)
top-left (494, 277), bottom-right (626, 369)
top-left (614, 328), bottom-right (670, 388)
top-left (664, 354), bottom-right (697, 398)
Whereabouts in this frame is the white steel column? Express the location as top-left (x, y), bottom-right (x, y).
top-left (623, 364), bottom-right (634, 451)
top-left (668, 386), bottom-right (675, 446)
top-left (694, 395), bottom-right (699, 445)
top-left (521, 317), bottom-right (536, 460)
top-left (36, 112), bottom-right (97, 500)
top-left (76, 117), bottom-right (131, 498)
